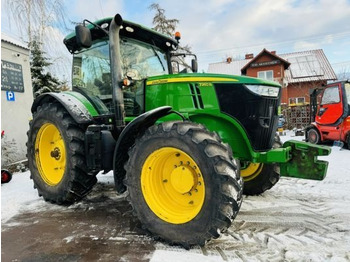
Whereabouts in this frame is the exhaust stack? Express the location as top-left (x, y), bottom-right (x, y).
top-left (109, 14), bottom-right (125, 130)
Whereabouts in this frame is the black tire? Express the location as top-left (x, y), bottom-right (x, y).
top-left (1, 170), bottom-right (12, 183)
top-left (27, 102), bottom-right (97, 204)
top-left (307, 128), bottom-right (320, 144)
top-left (124, 121), bottom-right (243, 247)
top-left (241, 135), bottom-right (282, 196)
top-left (347, 133), bottom-right (350, 150)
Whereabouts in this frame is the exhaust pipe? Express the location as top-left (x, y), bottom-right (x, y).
top-left (109, 14), bottom-right (125, 130)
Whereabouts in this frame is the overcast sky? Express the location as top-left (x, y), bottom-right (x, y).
top-left (2, 0), bottom-right (350, 76)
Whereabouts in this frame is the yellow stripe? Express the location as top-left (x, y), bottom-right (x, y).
top-left (146, 77), bottom-right (238, 85)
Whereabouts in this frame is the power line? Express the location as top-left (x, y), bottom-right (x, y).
top-left (195, 31), bottom-right (350, 57)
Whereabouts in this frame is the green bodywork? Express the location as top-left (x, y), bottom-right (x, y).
top-left (144, 74), bottom-right (331, 180)
top-left (62, 18), bottom-right (331, 181)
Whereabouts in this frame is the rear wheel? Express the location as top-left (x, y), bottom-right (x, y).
top-left (125, 121), bottom-right (243, 247)
top-left (27, 102), bottom-right (97, 204)
top-left (307, 128), bottom-right (320, 144)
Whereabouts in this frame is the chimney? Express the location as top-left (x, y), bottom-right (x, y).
top-left (245, 53), bottom-right (254, 59)
top-left (226, 57), bottom-right (232, 63)
top-left (271, 51), bottom-right (276, 55)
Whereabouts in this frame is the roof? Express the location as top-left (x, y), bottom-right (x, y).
top-left (64, 16), bottom-right (178, 54)
top-left (282, 49), bottom-right (337, 84)
top-left (241, 48), bottom-right (290, 74)
top-left (208, 49), bottom-right (337, 84)
top-left (208, 59), bottom-right (250, 75)
top-left (1, 33), bottom-right (29, 50)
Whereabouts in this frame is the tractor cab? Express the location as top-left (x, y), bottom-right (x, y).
top-left (64, 18), bottom-right (197, 119)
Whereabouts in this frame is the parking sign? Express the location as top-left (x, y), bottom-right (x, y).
top-left (6, 91), bottom-right (15, 101)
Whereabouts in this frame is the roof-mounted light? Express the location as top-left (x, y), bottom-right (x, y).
top-left (175, 31), bottom-right (181, 42)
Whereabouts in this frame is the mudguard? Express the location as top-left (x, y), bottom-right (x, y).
top-left (31, 92), bottom-right (99, 124)
top-left (113, 106), bottom-right (173, 193)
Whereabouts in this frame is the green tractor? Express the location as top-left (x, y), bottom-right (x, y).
top-left (27, 14), bottom-right (330, 247)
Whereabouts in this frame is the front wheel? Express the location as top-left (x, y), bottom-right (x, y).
top-left (241, 135), bottom-right (282, 195)
top-left (307, 128), bottom-right (320, 144)
top-left (125, 121), bottom-right (243, 247)
top-left (241, 163), bottom-right (280, 195)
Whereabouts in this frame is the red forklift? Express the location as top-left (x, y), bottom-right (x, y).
top-left (306, 80), bottom-right (350, 148)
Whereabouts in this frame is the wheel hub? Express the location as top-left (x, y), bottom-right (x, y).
top-left (170, 166), bottom-right (195, 194)
top-left (50, 147), bottom-right (61, 160)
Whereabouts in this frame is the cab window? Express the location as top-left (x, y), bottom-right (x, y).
top-left (321, 86), bottom-right (340, 105)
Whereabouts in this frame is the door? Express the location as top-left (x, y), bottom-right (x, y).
top-left (316, 83), bottom-right (343, 125)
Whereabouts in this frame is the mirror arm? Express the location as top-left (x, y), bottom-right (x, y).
top-left (83, 19), bottom-right (109, 35)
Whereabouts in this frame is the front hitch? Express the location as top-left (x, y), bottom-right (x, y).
top-left (280, 140), bottom-right (331, 180)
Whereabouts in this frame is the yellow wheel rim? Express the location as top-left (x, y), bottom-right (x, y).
top-left (141, 147), bottom-right (205, 224)
top-left (240, 162), bottom-right (263, 182)
top-left (35, 123), bottom-right (66, 186)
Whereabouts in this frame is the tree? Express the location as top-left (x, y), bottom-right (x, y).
top-left (149, 3), bottom-right (193, 72)
top-left (4, 0), bottom-right (70, 83)
top-left (4, 0), bottom-right (67, 45)
top-left (30, 36), bottom-right (63, 97)
top-left (336, 66), bottom-right (350, 81)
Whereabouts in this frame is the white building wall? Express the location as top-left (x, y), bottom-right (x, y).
top-left (1, 40), bottom-right (33, 166)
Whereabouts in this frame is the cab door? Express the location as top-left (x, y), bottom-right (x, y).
top-left (316, 83), bottom-right (344, 125)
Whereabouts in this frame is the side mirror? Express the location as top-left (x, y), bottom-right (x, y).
top-left (191, 59), bottom-right (198, 73)
top-left (75, 25), bottom-right (92, 48)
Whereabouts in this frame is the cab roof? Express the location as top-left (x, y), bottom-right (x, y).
top-left (64, 17), bottom-right (178, 54)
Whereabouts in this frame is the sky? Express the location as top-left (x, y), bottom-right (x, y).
top-left (1, 0), bottom-right (350, 79)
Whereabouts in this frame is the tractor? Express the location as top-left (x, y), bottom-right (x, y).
top-left (306, 80), bottom-right (350, 148)
top-left (27, 14), bottom-right (331, 247)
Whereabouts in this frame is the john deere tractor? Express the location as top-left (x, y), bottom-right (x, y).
top-left (27, 14), bottom-right (330, 247)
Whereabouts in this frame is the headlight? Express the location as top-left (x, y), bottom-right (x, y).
top-left (245, 85), bottom-right (280, 97)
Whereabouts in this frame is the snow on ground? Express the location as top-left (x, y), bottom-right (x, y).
top-left (2, 131), bottom-right (350, 261)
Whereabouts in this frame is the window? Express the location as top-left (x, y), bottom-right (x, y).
top-left (321, 86), bottom-right (340, 105)
top-left (257, 70), bottom-right (273, 81)
top-left (345, 83), bottom-right (350, 104)
top-left (289, 97), bottom-right (305, 105)
top-left (71, 36), bottom-right (169, 116)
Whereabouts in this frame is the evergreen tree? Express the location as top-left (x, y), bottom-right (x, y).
top-left (30, 36), bottom-right (62, 97)
top-left (149, 3), bottom-right (193, 71)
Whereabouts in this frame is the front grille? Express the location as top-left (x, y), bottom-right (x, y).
top-left (215, 83), bottom-right (280, 151)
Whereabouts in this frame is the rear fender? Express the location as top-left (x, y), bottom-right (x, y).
top-left (113, 106), bottom-right (174, 193)
top-left (31, 92), bottom-right (99, 124)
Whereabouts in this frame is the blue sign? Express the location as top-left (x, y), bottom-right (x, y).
top-left (6, 91), bottom-right (15, 101)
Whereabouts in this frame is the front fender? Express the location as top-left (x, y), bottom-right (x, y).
top-left (113, 106), bottom-right (174, 193)
top-left (188, 112), bottom-right (253, 160)
top-left (31, 92), bottom-right (99, 124)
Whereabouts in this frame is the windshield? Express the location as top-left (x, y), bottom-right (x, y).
top-left (72, 36), bottom-right (169, 115)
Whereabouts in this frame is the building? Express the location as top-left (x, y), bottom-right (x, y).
top-left (1, 33), bottom-right (33, 167)
top-left (208, 49), bottom-right (337, 106)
